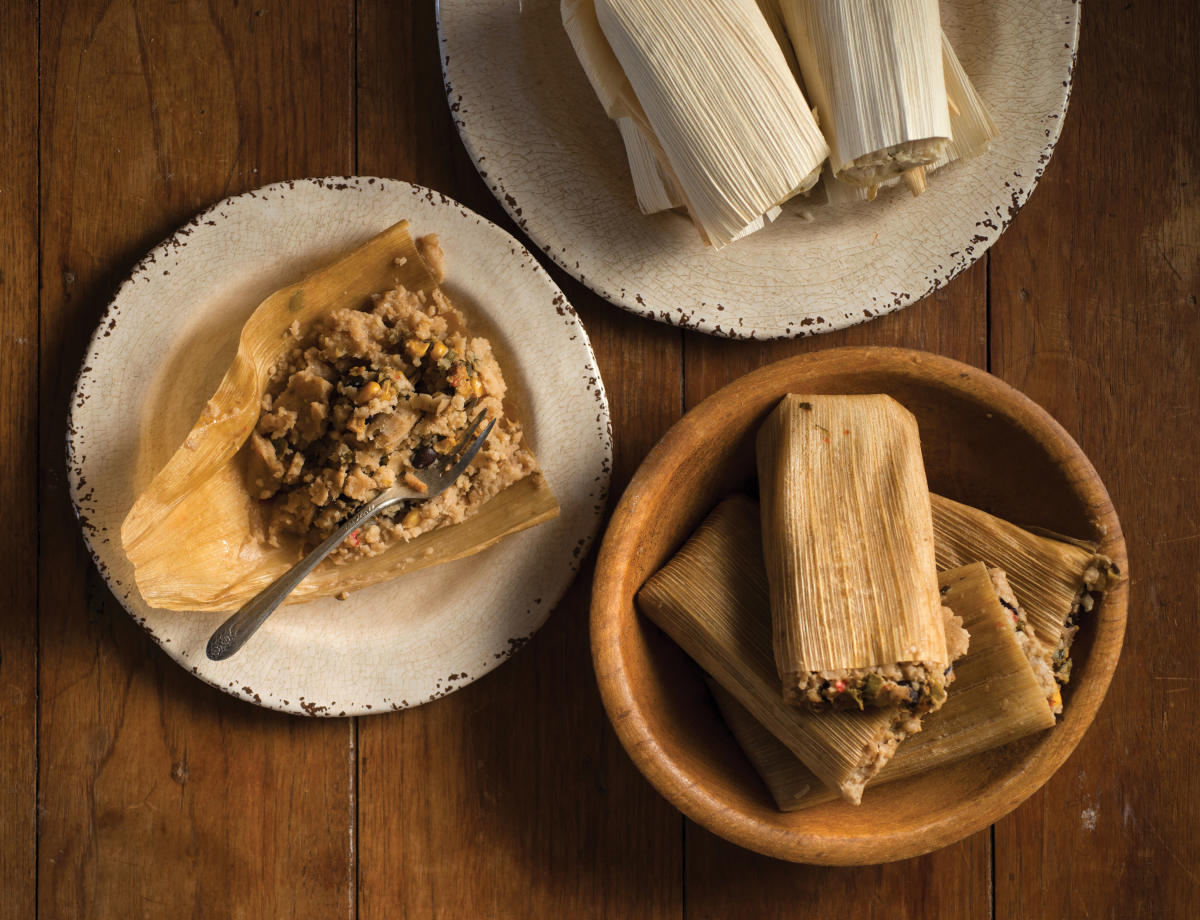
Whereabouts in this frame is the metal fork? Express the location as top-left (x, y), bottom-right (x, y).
top-left (206, 411), bottom-right (496, 661)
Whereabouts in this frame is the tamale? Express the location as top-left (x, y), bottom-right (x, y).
top-left (819, 31), bottom-right (997, 204)
top-left (779, 0), bottom-right (951, 192)
top-left (756, 395), bottom-right (962, 712)
top-left (714, 562), bottom-right (1057, 812)
top-left (120, 220), bottom-right (559, 611)
top-left (637, 496), bottom-right (924, 805)
top-left (590, 0), bottom-right (829, 247)
top-left (931, 493), bottom-right (1117, 690)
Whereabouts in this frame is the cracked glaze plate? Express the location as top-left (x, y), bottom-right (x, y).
top-left (438, 0), bottom-right (1080, 338)
top-left (68, 177), bottom-right (612, 716)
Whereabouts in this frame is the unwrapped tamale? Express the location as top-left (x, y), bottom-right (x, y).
top-left (756, 394), bottom-right (963, 712)
top-left (715, 562), bottom-right (1057, 811)
top-left (931, 493), bottom-right (1117, 689)
top-left (637, 496), bottom-right (924, 805)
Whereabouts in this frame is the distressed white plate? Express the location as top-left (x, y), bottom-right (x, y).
top-left (68, 177), bottom-right (612, 716)
top-left (438, 0), bottom-right (1079, 338)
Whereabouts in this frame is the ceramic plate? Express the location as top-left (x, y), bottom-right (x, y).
top-left (438, 0), bottom-right (1079, 338)
top-left (68, 177), bottom-right (612, 716)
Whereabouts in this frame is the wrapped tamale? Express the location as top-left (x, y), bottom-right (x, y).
top-left (121, 221), bottom-right (558, 611)
top-left (756, 395), bottom-right (964, 712)
top-left (714, 562), bottom-right (1058, 811)
top-left (779, 0), bottom-right (951, 194)
top-left (637, 496), bottom-right (924, 805)
top-left (931, 493), bottom-right (1117, 691)
top-left (569, 0), bottom-right (828, 247)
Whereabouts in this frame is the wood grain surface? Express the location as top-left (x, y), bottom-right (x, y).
top-left (1, 1), bottom-right (1195, 919)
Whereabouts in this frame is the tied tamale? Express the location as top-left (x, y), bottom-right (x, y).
top-left (121, 220), bottom-right (558, 611)
top-left (756, 395), bottom-right (964, 713)
top-left (931, 493), bottom-right (1117, 691)
top-left (779, 0), bottom-right (951, 196)
top-left (637, 496), bottom-right (925, 805)
top-left (714, 562), bottom-right (1057, 812)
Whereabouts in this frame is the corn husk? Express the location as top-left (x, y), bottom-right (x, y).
top-left (615, 117), bottom-right (684, 214)
top-left (637, 496), bottom-right (922, 805)
top-left (714, 562), bottom-right (1057, 811)
top-left (821, 31), bottom-right (998, 204)
top-left (779, 0), bottom-right (950, 190)
top-left (587, 0), bottom-right (828, 247)
top-left (120, 220), bottom-right (559, 611)
top-left (756, 395), bottom-right (951, 709)
top-left (931, 494), bottom-right (1116, 686)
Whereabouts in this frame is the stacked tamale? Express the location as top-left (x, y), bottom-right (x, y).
top-left (562, 0), bottom-right (998, 244)
top-left (636, 393), bottom-right (1118, 808)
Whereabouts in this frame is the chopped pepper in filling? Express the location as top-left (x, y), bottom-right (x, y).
top-left (245, 267), bottom-right (535, 563)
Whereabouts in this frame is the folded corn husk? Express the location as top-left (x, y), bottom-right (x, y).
top-left (931, 494), bottom-right (1117, 686)
top-left (570, 0), bottom-right (828, 247)
top-left (121, 220), bottom-right (558, 612)
top-left (637, 496), bottom-right (923, 805)
top-left (713, 562), bottom-right (1057, 811)
top-left (780, 0), bottom-right (950, 191)
top-left (756, 395), bottom-right (954, 710)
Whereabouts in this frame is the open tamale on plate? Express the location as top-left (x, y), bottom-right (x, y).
top-left (121, 219), bottom-right (558, 612)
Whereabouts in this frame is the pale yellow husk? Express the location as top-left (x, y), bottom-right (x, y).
top-left (586, 0), bottom-right (828, 247)
top-left (755, 395), bottom-right (949, 693)
top-left (120, 220), bottom-right (558, 612)
top-left (931, 493), bottom-right (1116, 673)
top-left (779, 0), bottom-right (951, 188)
top-left (637, 496), bottom-right (922, 805)
top-left (615, 117), bottom-right (684, 214)
top-left (714, 562), bottom-right (1057, 811)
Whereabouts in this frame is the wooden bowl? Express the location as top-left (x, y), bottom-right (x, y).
top-left (591, 347), bottom-right (1127, 865)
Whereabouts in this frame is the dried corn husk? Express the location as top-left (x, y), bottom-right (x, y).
top-left (756, 395), bottom-right (953, 711)
top-left (120, 220), bottom-right (558, 611)
top-left (714, 562), bottom-right (1057, 811)
top-left (931, 494), bottom-right (1117, 686)
top-left (589, 0), bottom-right (828, 247)
top-left (615, 117), bottom-right (684, 214)
top-left (637, 496), bottom-right (922, 805)
top-left (779, 0), bottom-right (950, 190)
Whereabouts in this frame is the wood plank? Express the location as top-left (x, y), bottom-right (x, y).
top-left (0, 4), bottom-right (39, 919)
top-left (989, 0), bottom-right (1200, 916)
top-left (682, 265), bottom-right (992, 913)
top-left (353, 4), bottom-right (684, 916)
top-left (37, 2), bottom-right (356, 917)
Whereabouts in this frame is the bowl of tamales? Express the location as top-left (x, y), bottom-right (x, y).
top-left (591, 347), bottom-right (1127, 864)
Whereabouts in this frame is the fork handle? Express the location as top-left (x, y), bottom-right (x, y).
top-left (205, 490), bottom-right (405, 661)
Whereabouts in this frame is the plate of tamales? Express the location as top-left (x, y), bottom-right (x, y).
top-left (68, 177), bottom-right (612, 715)
top-left (439, 0), bottom-right (1079, 338)
top-left (592, 348), bottom-right (1127, 864)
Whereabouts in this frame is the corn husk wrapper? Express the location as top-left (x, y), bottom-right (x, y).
top-left (588, 0), bottom-right (828, 247)
top-left (637, 496), bottom-right (922, 805)
top-left (779, 0), bottom-right (950, 189)
top-left (931, 494), bottom-right (1116, 685)
top-left (756, 395), bottom-right (950, 705)
top-left (714, 562), bottom-right (1057, 811)
top-left (821, 31), bottom-right (998, 204)
top-left (615, 117), bottom-right (684, 214)
top-left (120, 220), bottom-right (558, 612)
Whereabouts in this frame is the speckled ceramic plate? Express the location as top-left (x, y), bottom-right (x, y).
top-left (438, 0), bottom-right (1079, 338)
top-left (68, 177), bottom-right (612, 716)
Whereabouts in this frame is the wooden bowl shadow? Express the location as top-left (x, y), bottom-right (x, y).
top-left (591, 346), bottom-right (1128, 865)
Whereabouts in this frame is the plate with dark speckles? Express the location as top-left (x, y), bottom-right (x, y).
top-left (438, 0), bottom-right (1079, 339)
top-left (67, 176), bottom-right (612, 716)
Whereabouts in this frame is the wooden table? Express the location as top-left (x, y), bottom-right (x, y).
top-left (3, 2), bottom-right (1196, 917)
